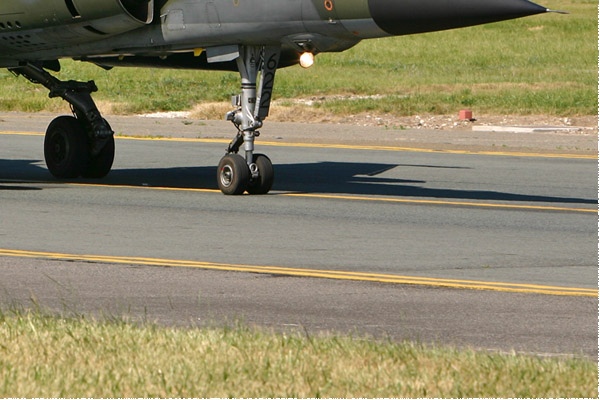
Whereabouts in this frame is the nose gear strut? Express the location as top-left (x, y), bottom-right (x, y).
top-left (218, 45), bottom-right (279, 195)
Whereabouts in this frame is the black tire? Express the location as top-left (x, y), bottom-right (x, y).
top-left (44, 116), bottom-right (89, 179)
top-left (82, 135), bottom-right (115, 178)
top-left (247, 153), bottom-right (274, 195)
top-left (217, 154), bottom-right (250, 195)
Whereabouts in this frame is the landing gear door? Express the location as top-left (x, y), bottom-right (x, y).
top-left (256, 46), bottom-right (280, 120)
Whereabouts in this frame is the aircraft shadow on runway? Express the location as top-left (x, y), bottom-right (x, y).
top-left (0, 159), bottom-right (45, 190)
top-left (0, 158), bottom-right (596, 205)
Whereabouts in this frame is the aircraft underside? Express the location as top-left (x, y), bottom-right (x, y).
top-left (0, 0), bottom-right (550, 194)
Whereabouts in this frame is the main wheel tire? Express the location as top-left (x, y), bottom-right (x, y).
top-left (44, 116), bottom-right (89, 179)
top-left (82, 135), bottom-right (115, 178)
top-left (217, 154), bottom-right (250, 195)
top-left (247, 153), bottom-right (274, 195)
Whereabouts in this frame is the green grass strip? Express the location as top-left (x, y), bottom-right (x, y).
top-left (0, 311), bottom-right (596, 398)
top-left (0, 0), bottom-right (595, 118)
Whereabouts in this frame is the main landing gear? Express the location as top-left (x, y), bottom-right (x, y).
top-left (12, 45), bottom-right (279, 195)
top-left (11, 63), bottom-right (114, 179)
top-left (218, 46), bottom-right (280, 195)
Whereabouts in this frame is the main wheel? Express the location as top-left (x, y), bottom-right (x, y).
top-left (247, 154), bottom-right (274, 195)
top-left (217, 154), bottom-right (250, 195)
top-left (82, 135), bottom-right (115, 178)
top-left (44, 116), bottom-right (89, 179)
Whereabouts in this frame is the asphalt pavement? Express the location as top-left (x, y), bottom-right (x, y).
top-left (0, 112), bottom-right (597, 359)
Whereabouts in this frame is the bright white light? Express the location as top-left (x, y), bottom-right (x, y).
top-left (299, 52), bottom-right (314, 68)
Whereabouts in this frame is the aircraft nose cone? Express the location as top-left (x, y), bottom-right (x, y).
top-left (369, 0), bottom-right (548, 36)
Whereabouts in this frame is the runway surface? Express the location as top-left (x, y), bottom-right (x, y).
top-left (0, 114), bottom-right (597, 358)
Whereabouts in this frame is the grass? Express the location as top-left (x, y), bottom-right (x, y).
top-left (0, 310), bottom-right (596, 398)
top-left (0, 0), bottom-right (595, 119)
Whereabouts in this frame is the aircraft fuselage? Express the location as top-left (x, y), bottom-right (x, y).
top-left (0, 0), bottom-right (547, 69)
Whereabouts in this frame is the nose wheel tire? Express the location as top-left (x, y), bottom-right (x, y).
top-left (247, 154), bottom-right (274, 195)
top-left (217, 154), bottom-right (250, 195)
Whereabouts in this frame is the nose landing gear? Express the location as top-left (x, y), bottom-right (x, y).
top-left (217, 45), bottom-right (279, 195)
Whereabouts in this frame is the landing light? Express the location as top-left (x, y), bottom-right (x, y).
top-left (299, 52), bottom-right (314, 68)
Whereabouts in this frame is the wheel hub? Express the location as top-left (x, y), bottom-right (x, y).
top-left (220, 165), bottom-right (234, 188)
top-left (50, 133), bottom-right (67, 163)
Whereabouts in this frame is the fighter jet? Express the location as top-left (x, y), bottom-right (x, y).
top-left (0, 0), bottom-right (553, 195)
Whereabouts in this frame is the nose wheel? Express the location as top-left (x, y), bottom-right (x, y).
top-left (247, 154), bottom-right (274, 195)
top-left (217, 154), bottom-right (249, 195)
top-left (217, 153), bottom-right (274, 195)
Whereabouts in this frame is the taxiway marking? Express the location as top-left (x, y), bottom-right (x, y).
top-left (0, 249), bottom-right (596, 297)
top-left (1, 130), bottom-right (596, 160)
top-left (66, 182), bottom-right (595, 214)
top-left (0, 179), bottom-right (594, 214)
top-left (280, 192), bottom-right (596, 213)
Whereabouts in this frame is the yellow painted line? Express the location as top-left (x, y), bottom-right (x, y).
top-left (117, 135), bottom-right (599, 160)
top-left (68, 182), bottom-right (221, 194)
top-left (1, 130), bottom-right (595, 160)
top-left (0, 249), bottom-right (596, 297)
top-left (62, 182), bottom-right (596, 214)
top-left (0, 130), bottom-right (43, 136)
top-left (4, 178), bottom-right (594, 214)
top-left (281, 193), bottom-right (597, 213)
top-left (254, 141), bottom-right (598, 160)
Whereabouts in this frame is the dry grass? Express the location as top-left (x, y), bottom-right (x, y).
top-left (187, 100), bottom-right (338, 123)
top-left (0, 311), bottom-right (596, 398)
